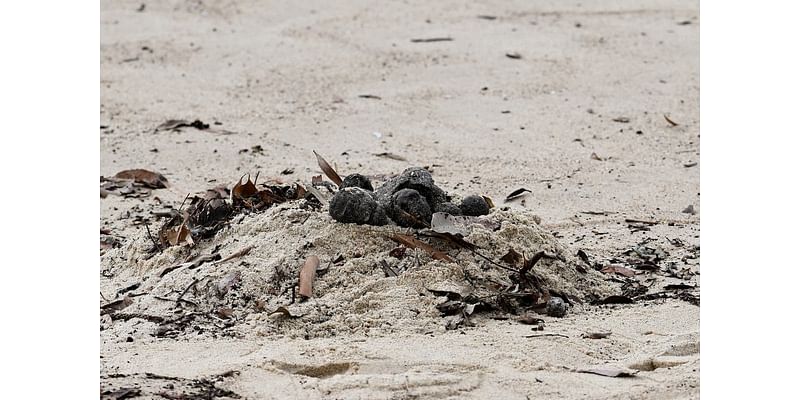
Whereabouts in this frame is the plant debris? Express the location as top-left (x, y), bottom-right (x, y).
top-left (314, 151), bottom-right (343, 187)
top-left (611, 117), bottom-right (630, 123)
top-left (298, 255), bottom-right (320, 299)
top-left (410, 37), bottom-right (453, 43)
top-left (664, 114), bottom-right (679, 126)
top-left (505, 52), bottom-right (522, 59)
top-left (577, 367), bottom-right (637, 378)
top-left (504, 188), bottom-right (531, 202)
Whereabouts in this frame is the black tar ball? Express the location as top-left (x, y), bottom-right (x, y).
top-left (434, 201), bottom-right (462, 216)
top-left (341, 173), bottom-right (374, 191)
top-left (459, 195), bottom-right (490, 216)
top-left (390, 188), bottom-right (432, 228)
top-left (329, 187), bottom-right (380, 225)
top-left (546, 297), bottom-right (567, 317)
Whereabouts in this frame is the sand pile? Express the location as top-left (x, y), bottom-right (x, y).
top-left (101, 190), bottom-right (614, 340)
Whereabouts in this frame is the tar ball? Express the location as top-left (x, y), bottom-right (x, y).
top-left (329, 187), bottom-right (379, 225)
top-left (546, 297), bottom-right (567, 318)
top-left (460, 195), bottom-right (490, 216)
top-left (434, 201), bottom-right (462, 216)
top-left (341, 173), bottom-right (374, 191)
top-left (390, 188), bottom-right (432, 228)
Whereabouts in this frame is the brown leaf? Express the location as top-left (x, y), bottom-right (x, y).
top-left (577, 367), bottom-right (637, 378)
top-left (600, 265), bottom-right (636, 278)
top-left (114, 169), bottom-right (169, 188)
top-left (482, 196), bottom-right (495, 209)
top-left (231, 173), bottom-right (259, 200)
top-left (298, 255), bottom-right (320, 299)
top-left (269, 306), bottom-right (303, 318)
top-left (313, 151), bottom-right (343, 187)
top-left (501, 249), bottom-right (523, 266)
top-left (390, 234), bottom-right (454, 263)
top-left (216, 307), bottom-right (234, 319)
top-left (165, 223), bottom-right (193, 246)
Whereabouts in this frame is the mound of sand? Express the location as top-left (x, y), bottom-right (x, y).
top-left (101, 198), bottom-right (614, 340)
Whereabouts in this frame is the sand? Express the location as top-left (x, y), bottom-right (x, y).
top-left (101, 0), bottom-right (699, 398)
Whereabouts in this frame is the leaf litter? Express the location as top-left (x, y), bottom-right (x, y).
top-left (101, 155), bottom-right (689, 341)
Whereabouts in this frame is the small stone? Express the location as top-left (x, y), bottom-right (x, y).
top-left (390, 189), bottom-right (432, 228)
top-left (329, 187), bottom-right (381, 225)
top-left (546, 297), bottom-right (567, 318)
top-left (341, 173), bottom-right (374, 191)
top-left (434, 201), bottom-right (462, 216)
top-left (460, 195), bottom-right (490, 216)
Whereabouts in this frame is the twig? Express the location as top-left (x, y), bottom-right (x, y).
top-left (144, 222), bottom-right (162, 252)
top-left (177, 193), bottom-right (190, 212)
top-left (212, 245), bottom-right (254, 265)
top-left (176, 279), bottom-right (199, 306)
top-left (624, 218), bottom-right (658, 225)
top-left (524, 333), bottom-right (569, 338)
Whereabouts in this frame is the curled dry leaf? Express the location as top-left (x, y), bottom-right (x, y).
top-left (505, 188), bottom-right (531, 202)
top-left (600, 265), bottom-right (636, 278)
top-left (165, 223), bottom-right (193, 246)
top-left (298, 255), bottom-right (320, 299)
top-left (313, 151), bottom-right (343, 187)
top-left (269, 306), bottom-right (303, 319)
top-left (231, 173), bottom-right (259, 201)
top-left (390, 234), bottom-right (454, 263)
top-left (114, 169), bottom-right (169, 189)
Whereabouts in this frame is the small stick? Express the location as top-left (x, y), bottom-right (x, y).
top-left (524, 333), bottom-right (569, 338)
top-left (177, 193), bottom-right (191, 212)
top-left (144, 222), bottom-right (162, 252)
top-left (624, 218), bottom-right (658, 225)
top-left (176, 278), bottom-right (199, 306)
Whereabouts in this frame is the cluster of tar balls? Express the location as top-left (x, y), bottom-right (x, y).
top-left (329, 167), bottom-right (490, 228)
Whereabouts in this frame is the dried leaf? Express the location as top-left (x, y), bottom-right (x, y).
top-left (165, 223), bottom-right (193, 246)
top-left (155, 119), bottom-right (210, 131)
top-left (597, 295), bottom-right (634, 305)
top-left (601, 265), bottom-right (636, 277)
top-left (100, 296), bottom-right (133, 315)
top-left (501, 249), bottom-right (523, 266)
top-left (482, 196), bottom-right (495, 209)
top-left (582, 332), bottom-right (612, 339)
top-left (390, 234), bottom-right (454, 263)
top-left (269, 306), bottom-right (302, 318)
top-left (379, 260), bottom-right (400, 277)
top-left (577, 367), bottom-right (637, 378)
top-left (231, 173), bottom-right (259, 201)
top-left (388, 247), bottom-right (407, 259)
top-left (298, 255), bottom-right (320, 299)
top-left (114, 169), bottom-right (169, 188)
top-left (504, 188), bottom-right (531, 202)
top-left (313, 151), bottom-right (343, 187)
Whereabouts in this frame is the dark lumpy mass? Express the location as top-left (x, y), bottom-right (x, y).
top-left (459, 195), bottom-right (490, 216)
top-left (341, 173), bottom-right (374, 191)
top-left (329, 166), bottom-right (486, 226)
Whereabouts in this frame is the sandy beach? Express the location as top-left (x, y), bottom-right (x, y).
top-left (100, 0), bottom-right (699, 398)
